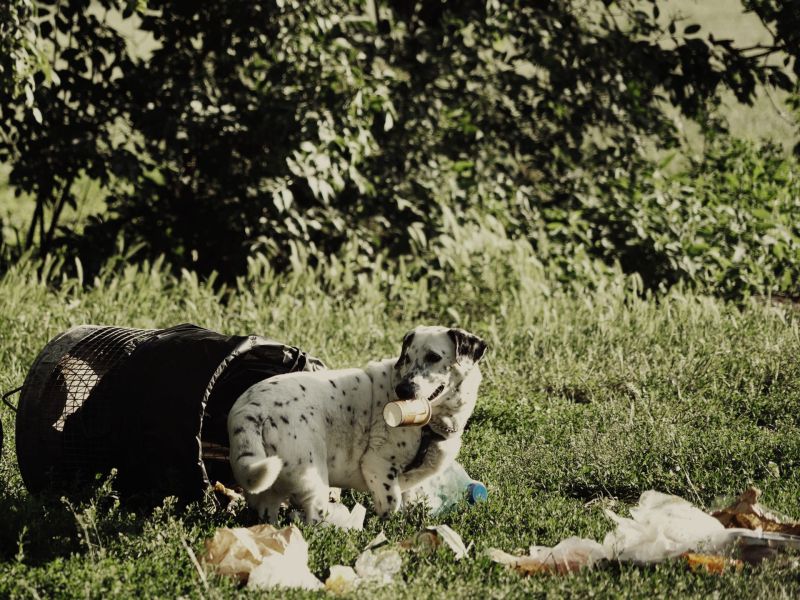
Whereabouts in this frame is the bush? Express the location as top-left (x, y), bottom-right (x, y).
top-left (568, 138), bottom-right (800, 298)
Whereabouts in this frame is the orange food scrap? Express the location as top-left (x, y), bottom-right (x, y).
top-left (682, 552), bottom-right (743, 574)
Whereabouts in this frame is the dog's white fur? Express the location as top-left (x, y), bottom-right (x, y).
top-left (227, 325), bottom-right (486, 522)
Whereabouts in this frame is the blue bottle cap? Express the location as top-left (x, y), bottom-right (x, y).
top-left (466, 482), bottom-right (488, 504)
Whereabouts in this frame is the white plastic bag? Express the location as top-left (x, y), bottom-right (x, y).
top-left (603, 490), bottom-right (729, 562)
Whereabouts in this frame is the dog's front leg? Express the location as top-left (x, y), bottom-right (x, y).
top-left (400, 436), bottom-right (461, 492)
top-left (360, 450), bottom-right (402, 517)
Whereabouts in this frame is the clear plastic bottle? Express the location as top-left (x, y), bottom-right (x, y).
top-left (403, 461), bottom-right (488, 516)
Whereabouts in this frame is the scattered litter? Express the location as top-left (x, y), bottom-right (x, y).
top-left (364, 531), bottom-right (389, 550)
top-left (212, 481), bottom-right (244, 511)
top-left (201, 524), bottom-right (322, 590)
top-left (398, 525), bottom-right (470, 559)
top-left (427, 525), bottom-right (470, 560)
top-left (399, 530), bottom-right (441, 554)
top-left (325, 535), bottom-right (404, 594)
top-left (321, 502), bottom-right (367, 530)
top-left (354, 546), bottom-right (404, 584)
top-left (487, 537), bottom-right (608, 574)
top-left (603, 490), bottom-right (730, 562)
top-left (488, 488), bottom-right (800, 577)
top-left (712, 487), bottom-right (800, 536)
top-left (682, 552), bottom-right (743, 574)
top-left (324, 565), bottom-right (360, 594)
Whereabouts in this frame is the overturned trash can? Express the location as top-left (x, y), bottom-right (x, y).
top-left (15, 323), bottom-right (324, 503)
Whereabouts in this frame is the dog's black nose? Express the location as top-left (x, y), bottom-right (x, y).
top-left (395, 381), bottom-right (417, 400)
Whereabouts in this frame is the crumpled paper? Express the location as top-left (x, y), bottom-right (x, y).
top-left (201, 524), bottom-right (323, 590)
top-left (324, 533), bottom-right (403, 594)
top-left (321, 502), bottom-right (367, 531)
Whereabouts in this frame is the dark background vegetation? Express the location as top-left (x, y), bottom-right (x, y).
top-left (1, 0), bottom-right (800, 298)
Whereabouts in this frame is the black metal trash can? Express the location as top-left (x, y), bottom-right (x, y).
top-left (15, 323), bottom-right (324, 503)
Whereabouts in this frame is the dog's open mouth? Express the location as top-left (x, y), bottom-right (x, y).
top-left (427, 383), bottom-right (445, 402)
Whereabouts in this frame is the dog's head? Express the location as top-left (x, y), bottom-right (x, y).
top-left (392, 325), bottom-right (487, 436)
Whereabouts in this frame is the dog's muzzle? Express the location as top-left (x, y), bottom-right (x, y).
top-left (394, 381), bottom-right (417, 400)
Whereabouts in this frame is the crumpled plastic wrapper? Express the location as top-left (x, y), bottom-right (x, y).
top-left (712, 487), bottom-right (800, 536)
top-left (201, 524), bottom-right (323, 591)
top-left (487, 537), bottom-right (608, 574)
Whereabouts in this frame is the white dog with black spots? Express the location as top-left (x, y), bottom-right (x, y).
top-left (227, 325), bottom-right (487, 523)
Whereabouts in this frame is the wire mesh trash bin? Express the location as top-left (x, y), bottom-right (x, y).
top-left (14, 323), bottom-right (324, 503)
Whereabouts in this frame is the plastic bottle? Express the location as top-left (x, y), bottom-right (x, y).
top-left (404, 461), bottom-right (488, 516)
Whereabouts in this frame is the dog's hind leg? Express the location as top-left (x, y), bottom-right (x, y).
top-left (248, 489), bottom-right (284, 524)
top-left (289, 466), bottom-right (332, 524)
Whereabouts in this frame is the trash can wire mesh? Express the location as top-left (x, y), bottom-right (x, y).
top-left (15, 323), bottom-right (324, 503)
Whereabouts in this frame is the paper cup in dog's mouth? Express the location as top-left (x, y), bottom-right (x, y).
top-left (383, 398), bottom-right (432, 427)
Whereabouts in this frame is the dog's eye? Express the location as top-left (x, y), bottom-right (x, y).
top-left (425, 352), bottom-right (442, 363)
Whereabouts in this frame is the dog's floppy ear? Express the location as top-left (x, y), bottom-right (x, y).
top-left (447, 328), bottom-right (487, 364)
top-left (394, 330), bottom-right (415, 371)
top-left (400, 330), bottom-right (415, 355)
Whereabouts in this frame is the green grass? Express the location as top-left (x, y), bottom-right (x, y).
top-left (0, 223), bottom-right (798, 598)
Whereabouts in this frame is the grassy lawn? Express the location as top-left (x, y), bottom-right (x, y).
top-left (0, 226), bottom-right (798, 598)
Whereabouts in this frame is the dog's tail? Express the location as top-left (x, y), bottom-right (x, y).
top-left (228, 414), bottom-right (283, 494)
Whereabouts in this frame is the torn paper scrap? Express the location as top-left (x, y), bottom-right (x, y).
top-left (427, 525), bottom-right (470, 560)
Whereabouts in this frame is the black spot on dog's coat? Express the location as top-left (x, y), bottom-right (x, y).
top-left (329, 380), bottom-right (337, 388)
top-left (280, 415), bottom-right (290, 424)
top-left (300, 385), bottom-right (306, 392)
top-left (383, 483), bottom-right (391, 491)
top-left (233, 426), bottom-right (245, 435)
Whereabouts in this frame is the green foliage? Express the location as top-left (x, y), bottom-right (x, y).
top-left (583, 139), bottom-right (800, 298)
top-left (1, 232), bottom-right (800, 596)
top-left (1, 0), bottom-right (798, 290)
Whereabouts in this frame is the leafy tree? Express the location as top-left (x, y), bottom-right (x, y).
top-left (0, 0), bottom-right (798, 287)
